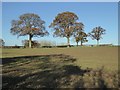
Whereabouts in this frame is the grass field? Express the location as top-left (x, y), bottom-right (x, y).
top-left (2, 46), bottom-right (118, 71)
top-left (1, 46), bottom-right (119, 89)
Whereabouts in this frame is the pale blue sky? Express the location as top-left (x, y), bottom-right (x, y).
top-left (2, 2), bottom-right (118, 46)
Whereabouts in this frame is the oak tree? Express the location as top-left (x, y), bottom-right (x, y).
top-left (11, 13), bottom-right (49, 48)
top-left (49, 11), bottom-right (79, 47)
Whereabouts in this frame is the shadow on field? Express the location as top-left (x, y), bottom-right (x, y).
top-left (2, 54), bottom-right (92, 89)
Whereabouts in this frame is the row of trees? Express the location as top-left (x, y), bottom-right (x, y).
top-left (10, 12), bottom-right (106, 48)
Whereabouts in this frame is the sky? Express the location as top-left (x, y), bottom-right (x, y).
top-left (1, 0), bottom-right (119, 2)
top-left (2, 2), bottom-right (118, 46)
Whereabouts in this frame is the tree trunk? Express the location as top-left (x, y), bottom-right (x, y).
top-left (67, 37), bottom-right (70, 48)
top-left (29, 34), bottom-right (32, 48)
top-left (97, 40), bottom-right (99, 46)
top-left (81, 41), bottom-right (83, 46)
top-left (77, 42), bottom-right (78, 47)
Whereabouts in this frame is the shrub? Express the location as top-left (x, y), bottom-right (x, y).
top-left (22, 40), bottom-right (40, 48)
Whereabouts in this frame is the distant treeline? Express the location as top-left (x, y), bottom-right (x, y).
top-left (1, 44), bottom-right (114, 49)
top-left (2, 45), bottom-right (73, 48)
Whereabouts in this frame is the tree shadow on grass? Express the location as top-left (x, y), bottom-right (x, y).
top-left (2, 54), bottom-right (91, 89)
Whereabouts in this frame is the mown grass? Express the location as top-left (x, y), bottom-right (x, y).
top-left (1, 46), bottom-right (119, 89)
top-left (2, 46), bottom-right (118, 71)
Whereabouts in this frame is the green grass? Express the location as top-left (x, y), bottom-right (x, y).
top-left (1, 46), bottom-right (119, 89)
